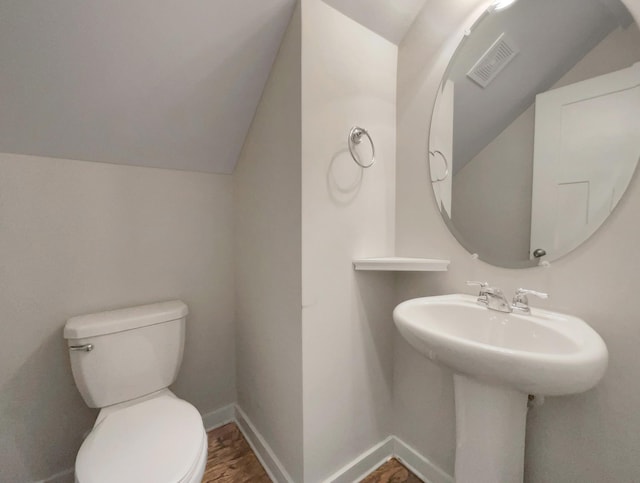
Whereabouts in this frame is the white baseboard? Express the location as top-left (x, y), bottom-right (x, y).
top-left (234, 405), bottom-right (295, 483)
top-left (321, 435), bottom-right (452, 483)
top-left (201, 403), bottom-right (236, 431)
top-left (226, 408), bottom-right (453, 483)
top-left (40, 405), bottom-right (452, 483)
top-left (393, 437), bottom-right (453, 483)
top-left (322, 436), bottom-right (394, 483)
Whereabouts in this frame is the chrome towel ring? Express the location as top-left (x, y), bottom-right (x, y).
top-left (429, 150), bottom-right (449, 182)
top-left (348, 126), bottom-right (375, 168)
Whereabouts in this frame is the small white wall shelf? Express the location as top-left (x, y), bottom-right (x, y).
top-left (352, 257), bottom-right (450, 272)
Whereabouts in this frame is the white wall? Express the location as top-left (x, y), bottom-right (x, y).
top-left (0, 153), bottom-right (235, 482)
top-left (234, 5), bottom-right (304, 482)
top-left (1, 5), bottom-right (395, 481)
top-left (300, 1), bottom-right (397, 481)
top-left (395, 0), bottom-right (640, 480)
top-left (393, 2), bottom-right (487, 471)
top-left (234, 4), bottom-right (398, 480)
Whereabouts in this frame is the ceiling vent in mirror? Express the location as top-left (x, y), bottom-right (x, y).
top-left (467, 33), bottom-right (519, 88)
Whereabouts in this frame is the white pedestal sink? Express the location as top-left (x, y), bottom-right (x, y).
top-left (393, 294), bottom-right (608, 483)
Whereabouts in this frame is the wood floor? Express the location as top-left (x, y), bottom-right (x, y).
top-left (203, 423), bottom-right (270, 482)
top-left (359, 458), bottom-right (423, 483)
top-left (202, 423), bottom-right (422, 483)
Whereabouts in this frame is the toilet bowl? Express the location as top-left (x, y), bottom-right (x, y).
top-left (64, 301), bottom-right (207, 483)
top-left (75, 392), bottom-right (207, 483)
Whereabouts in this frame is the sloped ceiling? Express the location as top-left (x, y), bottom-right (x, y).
top-left (322, 0), bottom-right (427, 44)
top-left (0, 0), bottom-right (296, 173)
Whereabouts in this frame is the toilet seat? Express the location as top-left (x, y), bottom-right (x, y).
top-left (178, 429), bottom-right (208, 483)
top-left (75, 394), bottom-right (207, 483)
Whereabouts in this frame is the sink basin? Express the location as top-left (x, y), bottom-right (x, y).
top-left (393, 293), bottom-right (609, 483)
top-left (393, 293), bottom-right (608, 395)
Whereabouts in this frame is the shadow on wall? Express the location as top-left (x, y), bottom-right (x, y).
top-left (352, 271), bottom-right (396, 435)
top-left (0, 327), bottom-right (96, 482)
top-left (326, 148), bottom-right (364, 206)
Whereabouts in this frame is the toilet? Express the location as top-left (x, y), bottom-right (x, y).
top-left (63, 300), bottom-right (207, 483)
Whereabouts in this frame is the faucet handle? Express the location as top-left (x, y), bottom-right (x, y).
top-left (514, 288), bottom-right (548, 300)
top-left (467, 281), bottom-right (490, 301)
top-left (466, 281), bottom-right (489, 289)
top-left (512, 288), bottom-right (548, 314)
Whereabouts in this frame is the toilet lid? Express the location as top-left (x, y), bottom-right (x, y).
top-left (76, 395), bottom-right (206, 483)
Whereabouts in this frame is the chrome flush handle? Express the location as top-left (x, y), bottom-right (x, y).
top-left (69, 344), bottom-right (93, 352)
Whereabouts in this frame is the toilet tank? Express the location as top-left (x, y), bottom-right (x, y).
top-left (64, 301), bottom-right (188, 408)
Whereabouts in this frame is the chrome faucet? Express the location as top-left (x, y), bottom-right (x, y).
top-left (467, 281), bottom-right (512, 313)
top-left (467, 282), bottom-right (548, 314)
top-left (511, 288), bottom-right (548, 314)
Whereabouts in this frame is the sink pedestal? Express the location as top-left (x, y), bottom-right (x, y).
top-left (454, 375), bottom-right (528, 483)
top-left (394, 294), bottom-right (608, 482)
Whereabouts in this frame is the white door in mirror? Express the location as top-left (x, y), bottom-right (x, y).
top-left (531, 62), bottom-right (640, 260)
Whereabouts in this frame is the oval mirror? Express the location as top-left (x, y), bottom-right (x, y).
top-left (429, 0), bottom-right (640, 268)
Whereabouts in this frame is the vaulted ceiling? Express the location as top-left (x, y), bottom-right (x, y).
top-left (0, 0), bottom-right (427, 173)
top-left (0, 0), bottom-right (296, 173)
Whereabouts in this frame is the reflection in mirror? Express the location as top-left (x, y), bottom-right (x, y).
top-left (429, 0), bottom-right (640, 268)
